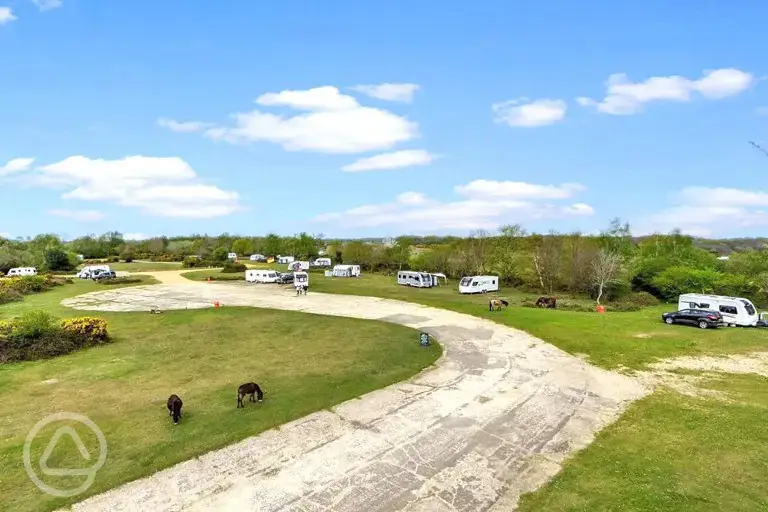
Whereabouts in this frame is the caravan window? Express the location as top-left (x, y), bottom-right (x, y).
top-left (697, 303), bottom-right (710, 309)
top-left (460, 277), bottom-right (471, 286)
top-left (719, 305), bottom-right (738, 315)
top-left (492, 279), bottom-right (496, 285)
top-left (472, 281), bottom-right (478, 286)
top-left (741, 301), bottom-right (756, 315)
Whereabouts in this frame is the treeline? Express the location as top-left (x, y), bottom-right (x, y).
top-left (3, 222), bottom-right (768, 304)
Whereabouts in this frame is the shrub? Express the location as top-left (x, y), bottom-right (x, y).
top-left (221, 260), bottom-right (246, 273)
top-left (61, 317), bottom-right (109, 344)
top-left (622, 291), bottom-right (660, 307)
top-left (182, 256), bottom-right (214, 268)
top-left (149, 253), bottom-right (185, 262)
top-left (211, 247), bottom-right (229, 263)
top-left (96, 277), bottom-right (142, 285)
top-left (43, 247), bottom-right (75, 271)
top-left (606, 302), bottom-right (642, 312)
top-left (120, 252), bottom-right (134, 263)
top-left (0, 289), bottom-right (23, 304)
top-left (0, 313), bottom-right (110, 363)
top-left (556, 300), bottom-right (595, 312)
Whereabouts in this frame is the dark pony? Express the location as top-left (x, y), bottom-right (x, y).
top-left (167, 394), bottom-right (183, 425)
top-left (237, 382), bottom-right (264, 408)
top-left (535, 296), bottom-right (557, 309)
top-left (489, 299), bottom-right (509, 311)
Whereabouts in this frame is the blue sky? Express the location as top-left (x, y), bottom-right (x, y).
top-left (1, 0), bottom-right (767, 240)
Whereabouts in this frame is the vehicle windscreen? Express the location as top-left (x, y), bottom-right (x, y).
top-left (460, 277), bottom-right (471, 286)
top-left (741, 300), bottom-right (756, 315)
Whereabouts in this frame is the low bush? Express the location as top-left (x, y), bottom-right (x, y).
top-left (0, 313), bottom-right (110, 363)
top-left (182, 256), bottom-right (215, 268)
top-left (221, 260), bottom-right (246, 273)
top-left (622, 291), bottom-right (660, 307)
top-left (96, 277), bottom-right (143, 285)
top-left (606, 302), bottom-right (642, 312)
top-left (556, 300), bottom-right (595, 312)
top-left (120, 252), bottom-right (134, 263)
top-left (149, 253), bottom-right (185, 262)
top-left (0, 289), bottom-right (23, 304)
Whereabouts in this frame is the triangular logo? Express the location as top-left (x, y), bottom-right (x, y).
top-left (39, 426), bottom-right (92, 476)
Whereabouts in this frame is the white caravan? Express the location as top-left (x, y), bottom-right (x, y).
top-left (332, 264), bottom-right (361, 277)
top-left (227, 252), bottom-right (238, 260)
top-left (245, 269), bottom-right (280, 283)
top-left (77, 265), bottom-right (111, 279)
top-left (276, 255), bottom-right (295, 264)
top-left (397, 271), bottom-right (436, 288)
top-left (6, 267), bottom-right (38, 277)
top-left (287, 261), bottom-right (310, 271)
top-left (249, 254), bottom-right (266, 262)
top-left (313, 257), bottom-right (332, 267)
top-left (678, 293), bottom-right (759, 327)
top-left (293, 271), bottom-right (309, 287)
top-left (458, 275), bottom-right (499, 294)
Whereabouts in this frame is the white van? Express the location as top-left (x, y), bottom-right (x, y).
top-left (77, 265), bottom-right (111, 279)
top-left (6, 267), bottom-right (38, 277)
top-left (245, 269), bottom-right (280, 283)
top-left (458, 275), bottom-right (499, 294)
top-left (678, 293), bottom-right (759, 327)
top-left (288, 261), bottom-right (310, 271)
top-left (397, 271), bottom-right (435, 288)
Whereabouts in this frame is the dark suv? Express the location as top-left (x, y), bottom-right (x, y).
top-left (662, 309), bottom-right (723, 329)
top-left (276, 272), bottom-right (294, 284)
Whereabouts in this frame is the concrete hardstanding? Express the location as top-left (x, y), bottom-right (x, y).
top-left (59, 279), bottom-right (647, 512)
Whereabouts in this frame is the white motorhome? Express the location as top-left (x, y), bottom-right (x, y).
top-left (245, 269), bottom-right (280, 283)
top-left (276, 255), bottom-right (295, 264)
top-left (332, 264), bottom-right (360, 277)
top-left (313, 257), bottom-right (332, 267)
top-left (249, 254), bottom-right (266, 262)
top-left (77, 265), bottom-right (111, 279)
top-left (6, 267), bottom-right (38, 277)
top-left (293, 271), bottom-right (309, 287)
top-left (678, 293), bottom-right (759, 327)
top-left (458, 275), bottom-right (499, 294)
top-left (397, 271), bottom-right (436, 288)
top-left (288, 261), bottom-right (310, 271)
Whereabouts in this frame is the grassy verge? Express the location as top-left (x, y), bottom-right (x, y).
top-left (300, 274), bottom-right (768, 370)
top-left (518, 373), bottom-right (768, 511)
top-left (181, 270), bottom-right (242, 282)
top-left (0, 276), bottom-right (440, 512)
top-left (94, 261), bottom-right (183, 272)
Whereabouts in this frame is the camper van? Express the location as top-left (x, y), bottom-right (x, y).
top-left (287, 261), bottom-right (310, 272)
top-left (332, 264), bottom-right (361, 277)
top-left (6, 267), bottom-right (38, 277)
top-left (678, 293), bottom-right (759, 327)
top-left (313, 257), bottom-right (332, 267)
top-left (458, 275), bottom-right (499, 294)
top-left (77, 265), bottom-right (111, 279)
top-left (249, 254), bottom-right (266, 262)
top-left (293, 271), bottom-right (309, 287)
top-left (397, 271), bottom-right (437, 288)
top-left (245, 269), bottom-right (280, 283)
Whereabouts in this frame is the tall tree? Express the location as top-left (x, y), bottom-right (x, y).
top-left (590, 249), bottom-right (622, 304)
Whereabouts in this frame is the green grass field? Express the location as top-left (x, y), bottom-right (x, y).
top-left (97, 261), bottom-right (183, 272)
top-left (0, 277), bottom-right (440, 512)
top-left (185, 271), bottom-right (765, 511)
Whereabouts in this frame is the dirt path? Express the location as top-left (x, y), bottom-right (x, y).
top-left (58, 273), bottom-right (647, 512)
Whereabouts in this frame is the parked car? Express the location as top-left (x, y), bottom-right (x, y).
top-left (276, 272), bottom-right (294, 284)
top-left (662, 309), bottom-right (723, 329)
top-left (91, 269), bottom-right (116, 281)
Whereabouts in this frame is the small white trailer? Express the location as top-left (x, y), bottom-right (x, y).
top-left (332, 264), bottom-right (360, 277)
top-left (249, 254), bottom-right (266, 262)
top-left (678, 293), bottom-right (759, 327)
top-left (397, 271), bottom-right (436, 288)
top-left (293, 271), bottom-right (309, 287)
top-left (288, 261), bottom-right (310, 271)
top-left (245, 269), bottom-right (280, 283)
top-left (6, 267), bottom-right (38, 277)
top-left (313, 257), bottom-right (332, 267)
top-left (227, 252), bottom-right (238, 260)
top-left (276, 255), bottom-right (295, 264)
top-left (458, 275), bottom-right (499, 294)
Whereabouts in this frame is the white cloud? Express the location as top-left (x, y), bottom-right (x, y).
top-left (312, 179), bottom-right (592, 231)
top-left (341, 149), bottom-right (436, 172)
top-left (638, 186), bottom-right (768, 236)
top-left (48, 209), bottom-right (105, 222)
top-left (27, 155), bottom-right (242, 218)
top-left (351, 83), bottom-right (420, 103)
top-left (156, 118), bottom-right (213, 133)
top-left (31, 0), bottom-right (62, 11)
top-left (123, 233), bottom-right (151, 241)
top-left (578, 68), bottom-right (754, 115)
top-left (0, 232), bottom-right (10, 239)
top-left (0, 157), bottom-right (34, 175)
top-left (160, 85), bottom-right (419, 153)
top-left (492, 98), bottom-right (567, 127)
top-left (0, 7), bottom-right (17, 24)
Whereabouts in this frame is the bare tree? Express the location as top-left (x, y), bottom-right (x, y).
top-left (468, 229), bottom-right (490, 274)
top-left (590, 249), bottom-right (622, 304)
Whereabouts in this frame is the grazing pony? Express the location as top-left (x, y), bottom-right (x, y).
top-left (489, 299), bottom-right (509, 311)
top-left (237, 382), bottom-right (264, 408)
top-left (167, 394), bottom-right (183, 425)
top-left (535, 296), bottom-right (557, 309)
